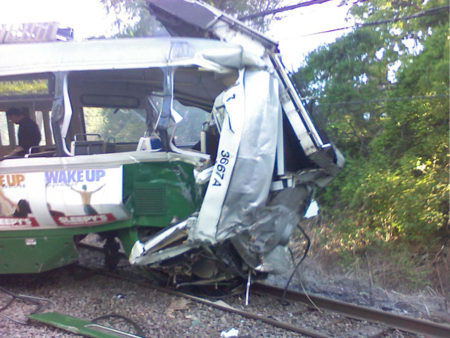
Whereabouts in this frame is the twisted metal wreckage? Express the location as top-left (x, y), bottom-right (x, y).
top-left (0, 0), bottom-right (343, 287)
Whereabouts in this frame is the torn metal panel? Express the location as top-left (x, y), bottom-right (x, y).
top-left (146, 0), bottom-right (278, 52)
top-left (255, 245), bottom-right (292, 274)
top-left (130, 219), bottom-right (190, 265)
top-left (191, 69), bottom-right (247, 243)
top-left (127, 0), bottom-right (345, 279)
top-left (215, 69), bottom-right (280, 242)
top-left (146, 0), bottom-right (221, 38)
top-left (146, 0), bottom-right (274, 68)
top-left (230, 185), bottom-right (313, 273)
top-left (147, 0), bottom-right (344, 169)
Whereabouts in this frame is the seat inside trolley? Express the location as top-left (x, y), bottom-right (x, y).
top-left (0, 66), bottom-right (231, 159)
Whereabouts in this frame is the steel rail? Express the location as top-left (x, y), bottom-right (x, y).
top-left (253, 282), bottom-right (450, 338)
top-left (77, 266), bottom-right (332, 338)
top-left (77, 242), bottom-right (450, 337)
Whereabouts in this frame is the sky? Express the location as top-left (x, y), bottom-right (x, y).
top-left (0, 0), bottom-right (116, 40)
top-left (268, 0), bottom-right (354, 69)
top-left (0, 0), bottom-right (353, 69)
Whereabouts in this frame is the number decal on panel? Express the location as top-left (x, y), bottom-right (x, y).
top-left (212, 151), bottom-right (230, 187)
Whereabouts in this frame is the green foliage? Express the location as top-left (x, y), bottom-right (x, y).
top-left (294, 28), bottom-right (393, 158)
top-left (101, 0), bottom-right (164, 37)
top-left (296, 0), bottom-right (449, 250)
top-left (0, 79), bottom-right (48, 96)
top-left (100, 0), bottom-right (283, 36)
top-left (348, 0), bottom-right (449, 54)
top-left (205, 0), bottom-right (283, 31)
top-left (84, 108), bottom-right (147, 142)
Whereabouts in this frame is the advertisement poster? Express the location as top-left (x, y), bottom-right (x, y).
top-left (0, 166), bottom-right (129, 230)
top-left (0, 174), bottom-right (38, 227)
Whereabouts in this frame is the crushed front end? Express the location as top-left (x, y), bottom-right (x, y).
top-left (128, 0), bottom-right (344, 287)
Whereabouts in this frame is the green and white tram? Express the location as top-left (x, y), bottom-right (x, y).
top-left (0, 0), bottom-right (343, 285)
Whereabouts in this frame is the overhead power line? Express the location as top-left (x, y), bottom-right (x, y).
top-left (238, 0), bottom-right (335, 20)
top-left (286, 25), bottom-right (353, 38)
top-left (285, 5), bottom-right (450, 39)
top-left (303, 95), bottom-right (448, 106)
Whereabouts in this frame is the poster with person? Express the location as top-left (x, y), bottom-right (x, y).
top-left (45, 167), bottom-right (128, 226)
top-left (0, 173), bottom-right (39, 228)
top-left (0, 166), bottom-right (129, 230)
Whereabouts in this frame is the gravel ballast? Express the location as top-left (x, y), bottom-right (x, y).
top-left (0, 251), bottom-right (308, 338)
top-left (0, 235), bottom-right (438, 337)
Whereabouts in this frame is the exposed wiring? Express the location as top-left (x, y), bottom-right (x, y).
top-left (0, 286), bottom-right (52, 325)
top-left (281, 224), bottom-right (311, 305)
top-left (92, 314), bottom-right (146, 337)
top-left (298, 273), bottom-right (322, 312)
top-left (287, 247), bottom-right (322, 311)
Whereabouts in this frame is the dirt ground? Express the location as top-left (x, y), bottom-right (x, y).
top-left (268, 255), bottom-right (450, 325)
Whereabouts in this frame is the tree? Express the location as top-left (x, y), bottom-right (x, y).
top-left (203, 0), bottom-right (284, 31)
top-left (100, 0), bottom-right (162, 37)
top-left (100, 0), bottom-right (284, 36)
top-left (294, 0), bottom-right (449, 248)
top-left (294, 28), bottom-right (393, 158)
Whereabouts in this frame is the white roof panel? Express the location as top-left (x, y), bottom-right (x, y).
top-left (0, 37), bottom-right (245, 77)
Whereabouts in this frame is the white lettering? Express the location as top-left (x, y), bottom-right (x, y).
top-left (57, 214), bottom-right (110, 225)
top-left (0, 218), bottom-right (33, 226)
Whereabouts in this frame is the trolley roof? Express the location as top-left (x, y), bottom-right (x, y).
top-left (0, 37), bottom-right (253, 77)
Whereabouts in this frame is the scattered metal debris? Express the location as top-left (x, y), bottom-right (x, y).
top-left (29, 312), bottom-right (145, 338)
top-left (220, 327), bottom-right (239, 337)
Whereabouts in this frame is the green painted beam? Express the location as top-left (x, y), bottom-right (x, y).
top-left (29, 312), bottom-right (144, 338)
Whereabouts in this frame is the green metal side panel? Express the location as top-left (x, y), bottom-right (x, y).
top-left (0, 221), bottom-right (133, 274)
top-left (29, 312), bottom-right (144, 338)
top-left (0, 159), bottom-right (205, 274)
top-left (0, 236), bottom-right (79, 274)
top-left (123, 161), bottom-right (204, 227)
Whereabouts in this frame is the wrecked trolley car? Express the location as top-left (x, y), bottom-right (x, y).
top-left (0, 0), bottom-right (343, 285)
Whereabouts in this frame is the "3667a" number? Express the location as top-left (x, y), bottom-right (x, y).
top-left (212, 150), bottom-right (230, 187)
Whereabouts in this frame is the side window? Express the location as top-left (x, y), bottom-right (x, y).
top-left (35, 111), bottom-right (46, 145)
top-left (0, 112), bottom-right (10, 146)
top-left (84, 107), bottom-right (147, 143)
top-left (0, 73), bottom-right (54, 157)
top-left (172, 101), bottom-right (209, 145)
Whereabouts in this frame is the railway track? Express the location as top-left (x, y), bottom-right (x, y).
top-left (75, 242), bottom-right (450, 338)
